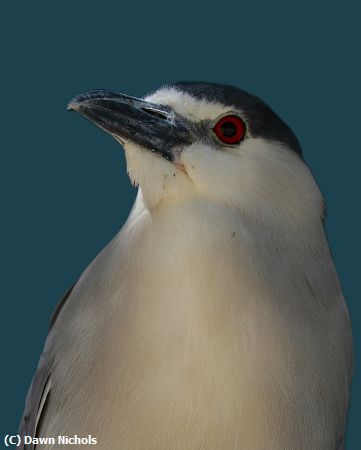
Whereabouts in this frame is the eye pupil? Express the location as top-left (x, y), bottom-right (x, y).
top-left (220, 122), bottom-right (237, 137)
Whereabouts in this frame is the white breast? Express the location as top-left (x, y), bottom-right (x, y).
top-left (40, 195), bottom-right (352, 450)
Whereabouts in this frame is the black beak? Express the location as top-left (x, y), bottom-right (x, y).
top-left (68, 89), bottom-right (194, 161)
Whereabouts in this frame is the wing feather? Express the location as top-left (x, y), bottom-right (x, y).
top-left (18, 282), bottom-right (77, 449)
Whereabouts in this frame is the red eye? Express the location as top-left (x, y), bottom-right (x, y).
top-left (213, 115), bottom-right (246, 145)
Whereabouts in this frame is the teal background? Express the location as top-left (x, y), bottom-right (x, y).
top-left (0, 1), bottom-right (359, 447)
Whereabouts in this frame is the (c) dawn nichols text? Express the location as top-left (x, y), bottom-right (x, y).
top-left (23, 435), bottom-right (97, 445)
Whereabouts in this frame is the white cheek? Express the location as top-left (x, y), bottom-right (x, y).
top-left (181, 139), bottom-right (324, 227)
top-left (181, 144), bottom-right (243, 205)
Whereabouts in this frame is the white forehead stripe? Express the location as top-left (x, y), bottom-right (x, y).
top-left (145, 87), bottom-right (238, 122)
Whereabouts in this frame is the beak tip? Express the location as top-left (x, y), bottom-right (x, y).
top-left (67, 101), bottom-right (78, 112)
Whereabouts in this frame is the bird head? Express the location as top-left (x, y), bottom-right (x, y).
top-left (68, 82), bottom-right (324, 226)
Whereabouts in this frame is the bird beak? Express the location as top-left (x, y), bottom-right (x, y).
top-left (68, 89), bottom-right (194, 162)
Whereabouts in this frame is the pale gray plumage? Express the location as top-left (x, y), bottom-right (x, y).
top-left (19, 82), bottom-right (353, 449)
